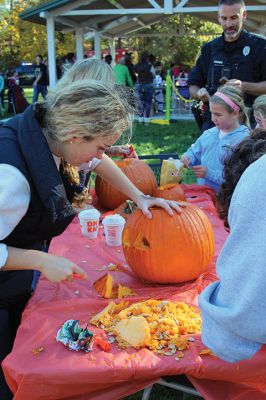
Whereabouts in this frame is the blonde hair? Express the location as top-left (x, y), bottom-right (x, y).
top-left (61, 160), bottom-right (92, 208)
top-left (41, 80), bottom-right (133, 209)
top-left (55, 60), bottom-right (116, 208)
top-left (253, 95), bottom-right (266, 119)
top-left (210, 85), bottom-right (249, 127)
top-left (57, 58), bottom-right (114, 89)
top-left (44, 79), bottom-right (132, 142)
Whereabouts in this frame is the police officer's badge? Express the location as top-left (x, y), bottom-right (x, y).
top-left (243, 46), bottom-right (250, 56)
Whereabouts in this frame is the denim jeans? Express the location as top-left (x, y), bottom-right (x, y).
top-left (135, 83), bottom-right (154, 118)
top-left (33, 84), bottom-right (47, 103)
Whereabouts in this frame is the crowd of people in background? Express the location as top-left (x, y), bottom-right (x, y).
top-left (0, 50), bottom-right (190, 122)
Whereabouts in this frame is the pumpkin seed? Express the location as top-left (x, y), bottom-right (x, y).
top-left (164, 351), bottom-right (173, 356)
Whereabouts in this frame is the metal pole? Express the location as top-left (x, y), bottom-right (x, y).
top-left (75, 28), bottom-right (84, 61)
top-left (165, 70), bottom-right (171, 122)
top-left (45, 13), bottom-right (57, 88)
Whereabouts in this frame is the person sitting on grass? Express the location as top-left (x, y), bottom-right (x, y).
top-left (180, 85), bottom-right (250, 192)
top-left (199, 129), bottom-right (266, 362)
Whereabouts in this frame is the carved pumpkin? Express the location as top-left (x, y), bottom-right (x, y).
top-left (154, 184), bottom-right (186, 201)
top-left (122, 204), bottom-right (214, 284)
top-left (95, 159), bottom-right (157, 210)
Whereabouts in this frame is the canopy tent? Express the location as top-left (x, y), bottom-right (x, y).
top-left (20, 0), bottom-right (266, 87)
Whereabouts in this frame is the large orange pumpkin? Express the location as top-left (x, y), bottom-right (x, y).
top-left (154, 184), bottom-right (186, 201)
top-left (95, 158), bottom-right (157, 210)
top-left (122, 204), bottom-right (214, 284)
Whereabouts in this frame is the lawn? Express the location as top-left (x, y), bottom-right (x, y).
top-left (129, 120), bottom-right (199, 184)
top-left (1, 89), bottom-right (202, 400)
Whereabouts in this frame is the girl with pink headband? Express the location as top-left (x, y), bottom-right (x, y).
top-left (181, 85), bottom-right (250, 192)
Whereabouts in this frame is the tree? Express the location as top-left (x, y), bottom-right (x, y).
top-left (0, 0), bottom-right (75, 71)
top-left (127, 15), bottom-right (221, 69)
top-left (0, 1), bottom-right (221, 73)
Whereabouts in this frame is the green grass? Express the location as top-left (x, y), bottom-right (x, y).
top-left (23, 87), bottom-right (34, 104)
top-left (129, 120), bottom-right (199, 184)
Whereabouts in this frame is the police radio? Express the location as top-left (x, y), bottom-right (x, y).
top-left (208, 65), bottom-right (231, 94)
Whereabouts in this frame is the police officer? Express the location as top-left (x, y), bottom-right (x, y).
top-left (188, 0), bottom-right (266, 131)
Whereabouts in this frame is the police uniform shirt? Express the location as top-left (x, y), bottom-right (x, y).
top-left (188, 30), bottom-right (266, 106)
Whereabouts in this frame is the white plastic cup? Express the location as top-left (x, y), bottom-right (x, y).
top-left (102, 214), bottom-right (126, 247)
top-left (78, 208), bottom-right (101, 239)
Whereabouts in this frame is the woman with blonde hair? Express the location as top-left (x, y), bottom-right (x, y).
top-left (56, 58), bottom-right (137, 209)
top-left (0, 79), bottom-right (181, 399)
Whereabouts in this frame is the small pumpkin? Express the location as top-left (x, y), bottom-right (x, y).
top-left (95, 159), bottom-right (157, 210)
top-left (122, 204), bottom-right (214, 284)
top-left (154, 183), bottom-right (186, 201)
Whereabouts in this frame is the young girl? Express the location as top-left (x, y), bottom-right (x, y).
top-left (0, 80), bottom-right (180, 399)
top-left (181, 86), bottom-right (250, 192)
top-left (56, 58), bottom-right (137, 210)
top-left (253, 94), bottom-right (266, 129)
top-left (199, 129), bottom-right (266, 363)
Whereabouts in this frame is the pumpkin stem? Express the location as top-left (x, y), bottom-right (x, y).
top-left (125, 200), bottom-right (137, 215)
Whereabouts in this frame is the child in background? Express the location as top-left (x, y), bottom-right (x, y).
top-left (199, 129), bottom-right (266, 363)
top-left (253, 95), bottom-right (266, 129)
top-left (181, 86), bottom-right (250, 192)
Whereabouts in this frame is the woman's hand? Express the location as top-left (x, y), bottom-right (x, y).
top-left (135, 194), bottom-right (185, 219)
top-left (106, 144), bottom-right (138, 159)
top-left (38, 253), bottom-right (88, 283)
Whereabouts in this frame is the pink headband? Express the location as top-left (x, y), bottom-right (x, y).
top-left (214, 91), bottom-right (240, 112)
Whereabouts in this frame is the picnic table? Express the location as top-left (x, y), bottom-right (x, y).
top-left (3, 185), bottom-right (266, 400)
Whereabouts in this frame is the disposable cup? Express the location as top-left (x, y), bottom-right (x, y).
top-left (102, 214), bottom-right (126, 247)
top-left (78, 208), bottom-right (101, 239)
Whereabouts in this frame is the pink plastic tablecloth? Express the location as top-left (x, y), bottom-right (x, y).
top-left (4, 185), bottom-right (266, 400)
